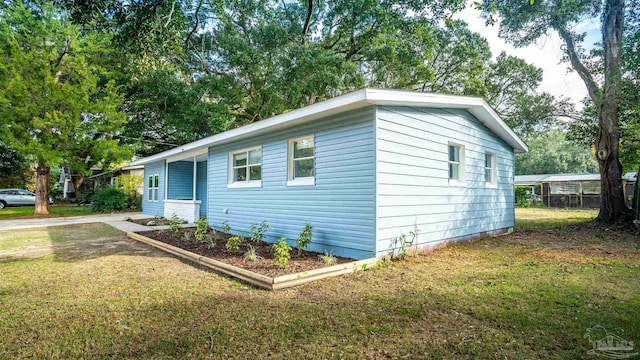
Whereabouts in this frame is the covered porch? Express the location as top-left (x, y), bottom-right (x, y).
top-left (163, 151), bottom-right (208, 223)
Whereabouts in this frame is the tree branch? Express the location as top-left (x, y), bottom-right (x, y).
top-left (556, 26), bottom-right (601, 104)
top-left (185, 0), bottom-right (204, 52)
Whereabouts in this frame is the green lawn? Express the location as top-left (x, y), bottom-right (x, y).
top-left (0, 211), bottom-right (639, 359)
top-left (0, 205), bottom-right (96, 220)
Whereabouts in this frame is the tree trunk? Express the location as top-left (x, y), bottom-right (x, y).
top-left (71, 174), bottom-right (85, 196)
top-left (595, 0), bottom-right (633, 223)
top-left (35, 162), bottom-right (50, 215)
top-left (633, 165), bottom-right (639, 218)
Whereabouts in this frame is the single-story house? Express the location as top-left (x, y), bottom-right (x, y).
top-left (514, 172), bottom-right (637, 208)
top-left (85, 164), bottom-right (145, 195)
top-left (131, 89), bottom-right (528, 259)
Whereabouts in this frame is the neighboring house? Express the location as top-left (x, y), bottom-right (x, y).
top-left (85, 165), bottom-right (145, 195)
top-left (514, 172), bottom-right (637, 209)
top-left (131, 88), bottom-right (527, 259)
top-left (59, 165), bottom-right (145, 199)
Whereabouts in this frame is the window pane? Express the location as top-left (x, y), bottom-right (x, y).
top-left (248, 150), bottom-right (261, 165)
top-left (294, 138), bottom-right (314, 158)
top-left (249, 165), bottom-right (261, 180)
top-left (294, 159), bottom-right (314, 178)
top-left (153, 189), bottom-right (159, 201)
top-left (449, 145), bottom-right (458, 162)
top-left (485, 168), bottom-right (492, 183)
top-left (449, 163), bottom-right (459, 180)
top-left (234, 167), bottom-right (247, 182)
top-left (485, 153), bottom-right (492, 168)
top-left (233, 152), bottom-right (247, 167)
top-left (154, 175), bottom-right (159, 188)
top-left (148, 176), bottom-right (153, 188)
top-left (148, 189), bottom-right (152, 201)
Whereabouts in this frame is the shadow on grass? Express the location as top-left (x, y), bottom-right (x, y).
top-left (0, 223), bottom-right (167, 263)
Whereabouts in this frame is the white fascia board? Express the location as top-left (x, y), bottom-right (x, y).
top-left (131, 88), bottom-right (527, 166)
top-left (364, 89), bottom-right (528, 153)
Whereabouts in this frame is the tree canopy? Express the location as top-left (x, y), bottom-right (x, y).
top-left (0, 1), bottom-right (130, 213)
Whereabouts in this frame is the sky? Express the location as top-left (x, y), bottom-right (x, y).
top-left (453, 6), bottom-right (602, 108)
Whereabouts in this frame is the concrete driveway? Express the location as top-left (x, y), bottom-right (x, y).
top-left (0, 212), bottom-right (152, 231)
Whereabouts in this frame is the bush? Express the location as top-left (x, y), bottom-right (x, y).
top-left (168, 213), bottom-right (185, 235)
top-left (249, 221), bottom-right (269, 243)
top-left (195, 217), bottom-right (209, 243)
top-left (272, 237), bottom-right (292, 269)
top-left (296, 223), bottom-right (313, 256)
top-left (226, 235), bottom-right (243, 253)
top-left (91, 187), bottom-right (128, 213)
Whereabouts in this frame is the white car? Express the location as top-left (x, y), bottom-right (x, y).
top-left (0, 189), bottom-right (55, 209)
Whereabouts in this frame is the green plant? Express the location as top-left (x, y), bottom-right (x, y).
top-left (168, 213), bottom-right (184, 235)
top-left (90, 187), bottom-right (128, 213)
top-left (242, 245), bottom-right (262, 262)
top-left (195, 217), bottom-right (209, 242)
top-left (390, 233), bottom-right (413, 259)
top-left (249, 221), bottom-right (269, 243)
top-left (318, 250), bottom-right (337, 265)
top-left (205, 234), bottom-right (216, 249)
top-left (221, 221), bottom-right (231, 234)
top-left (296, 223), bottom-right (313, 256)
top-left (183, 232), bottom-right (192, 243)
top-left (225, 235), bottom-right (243, 253)
top-left (272, 237), bottom-right (292, 269)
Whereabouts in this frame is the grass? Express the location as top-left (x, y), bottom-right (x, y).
top-left (0, 205), bottom-right (96, 220)
top-left (0, 210), bottom-right (639, 359)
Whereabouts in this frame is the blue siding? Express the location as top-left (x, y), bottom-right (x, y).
top-left (196, 161), bottom-right (207, 217)
top-left (167, 161), bottom-right (194, 199)
top-left (375, 106), bottom-right (515, 256)
top-left (207, 108), bottom-right (376, 259)
top-left (142, 160), bottom-right (165, 217)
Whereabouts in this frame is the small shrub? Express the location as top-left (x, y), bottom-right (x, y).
top-left (390, 233), bottom-right (412, 259)
top-left (183, 232), bottom-right (192, 242)
top-left (90, 187), bottom-right (128, 213)
top-left (296, 223), bottom-right (313, 256)
top-left (319, 251), bottom-right (337, 265)
top-left (249, 221), bottom-right (269, 243)
top-left (145, 220), bottom-right (157, 226)
top-left (221, 221), bottom-right (231, 234)
top-left (225, 235), bottom-right (243, 253)
top-left (242, 245), bottom-right (262, 262)
top-left (168, 213), bottom-right (184, 235)
top-left (205, 234), bottom-right (216, 249)
top-left (272, 237), bottom-right (292, 269)
top-left (195, 217), bottom-right (209, 242)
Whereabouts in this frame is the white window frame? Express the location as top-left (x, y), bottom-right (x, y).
top-left (287, 135), bottom-right (315, 186)
top-left (448, 142), bottom-right (465, 186)
top-left (484, 152), bottom-right (497, 187)
top-left (228, 146), bottom-right (262, 188)
top-left (148, 174), bottom-right (159, 202)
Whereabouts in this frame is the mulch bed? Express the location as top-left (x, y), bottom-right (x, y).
top-left (129, 218), bottom-right (172, 226)
top-left (136, 228), bottom-right (353, 277)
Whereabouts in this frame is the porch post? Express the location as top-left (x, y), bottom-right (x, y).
top-left (193, 156), bottom-right (197, 201)
top-left (164, 160), bottom-right (168, 200)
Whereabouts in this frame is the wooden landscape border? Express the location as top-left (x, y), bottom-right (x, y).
top-left (127, 232), bottom-right (378, 290)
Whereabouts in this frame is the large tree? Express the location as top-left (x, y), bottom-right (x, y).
top-left (479, 0), bottom-right (633, 223)
top-left (0, 1), bottom-right (128, 214)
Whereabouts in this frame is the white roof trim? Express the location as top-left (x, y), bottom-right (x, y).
top-left (131, 88), bottom-right (527, 166)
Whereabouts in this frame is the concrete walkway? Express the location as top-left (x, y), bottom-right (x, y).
top-left (0, 212), bottom-right (152, 231)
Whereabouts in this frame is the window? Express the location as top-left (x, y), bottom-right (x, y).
top-left (448, 143), bottom-right (464, 184)
top-left (288, 136), bottom-right (315, 186)
top-left (228, 147), bottom-right (262, 187)
top-left (484, 152), bottom-right (497, 186)
top-left (148, 174), bottom-right (159, 201)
